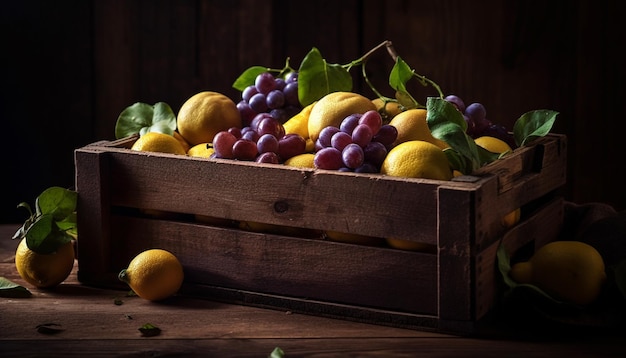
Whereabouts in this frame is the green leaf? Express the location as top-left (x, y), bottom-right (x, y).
top-left (268, 347), bottom-right (285, 358)
top-left (232, 66), bottom-right (270, 91)
top-left (0, 277), bottom-right (32, 298)
top-left (427, 97), bottom-right (495, 173)
top-left (36, 187), bottom-right (77, 222)
top-left (25, 214), bottom-right (73, 254)
top-left (513, 109), bottom-right (559, 147)
top-left (389, 57), bottom-right (419, 109)
top-left (115, 102), bottom-right (176, 139)
top-left (139, 323), bottom-right (162, 337)
top-left (297, 47), bottom-right (352, 106)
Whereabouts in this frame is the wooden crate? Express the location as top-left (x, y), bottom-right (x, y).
top-left (74, 133), bottom-right (567, 335)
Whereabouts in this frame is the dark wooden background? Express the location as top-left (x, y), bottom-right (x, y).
top-left (2, 0), bottom-right (624, 224)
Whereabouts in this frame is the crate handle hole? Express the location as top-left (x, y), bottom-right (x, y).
top-left (274, 201), bottom-right (289, 213)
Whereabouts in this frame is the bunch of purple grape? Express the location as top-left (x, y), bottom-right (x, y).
top-left (237, 72), bottom-right (302, 127)
top-left (212, 113), bottom-right (307, 164)
top-left (444, 95), bottom-right (516, 149)
top-left (313, 110), bottom-right (398, 173)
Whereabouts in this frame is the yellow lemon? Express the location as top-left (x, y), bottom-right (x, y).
top-left (176, 91), bottom-right (242, 146)
top-left (381, 140), bottom-right (452, 180)
top-left (118, 249), bottom-right (184, 301)
top-left (388, 109), bottom-right (449, 149)
top-left (173, 131), bottom-right (191, 153)
top-left (131, 131), bottom-right (187, 155)
top-left (325, 230), bottom-right (385, 246)
top-left (510, 241), bottom-right (606, 306)
top-left (372, 98), bottom-right (403, 120)
top-left (283, 101), bottom-right (316, 139)
top-left (473, 136), bottom-right (520, 228)
top-left (283, 153), bottom-right (315, 168)
top-left (187, 142), bottom-right (215, 158)
top-left (307, 92), bottom-right (377, 142)
top-left (15, 238), bottom-right (75, 288)
top-left (474, 136), bottom-right (512, 155)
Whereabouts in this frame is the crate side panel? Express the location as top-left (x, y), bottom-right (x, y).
top-left (101, 149), bottom-right (460, 243)
top-left (108, 215), bottom-right (439, 315)
top-left (437, 186), bottom-right (475, 322)
top-left (74, 148), bottom-right (113, 283)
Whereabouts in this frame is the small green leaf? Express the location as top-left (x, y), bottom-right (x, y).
top-left (268, 347), bottom-right (285, 358)
top-left (115, 102), bottom-right (176, 139)
top-left (513, 109), bottom-right (558, 147)
top-left (389, 57), bottom-right (419, 109)
top-left (297, 47), bottom-right (352, 106)
top-left (25, 214), bottom-right (73, 254)
top-left (139, 323), bottom-right (162, 337)
top-left (232, 66), bottom-right (270, 91)
top-left (36, 187), bottom-right (77, 222)
top-left (0, 277), bottom-right (32, 298)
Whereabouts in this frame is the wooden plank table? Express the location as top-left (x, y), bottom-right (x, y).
top-left (1, 224), bottom-right (624, 357)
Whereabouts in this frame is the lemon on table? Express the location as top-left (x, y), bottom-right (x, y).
top-left (381, 140), bottom-right (452, 181)
top-left (474, 135), bottom-right (520, 228)
top-left (176, 91), bottom-right (242, 146)
top-left (307, 92), bottom-right (377, 142)
top-left (510, 241), bottom-right (606, 306)
top-left (388, 109), bottom-right (449, 150)
top-left (187, 142), bottom-right (215, 158)
top-left (173, 131), bottom-right (191, 153)
top-left (131, 131), bottom-right (187, 155)
top-left (118, 249), bottom-right (184, 301)
top-left (15, 238), bottom-right (75, 288)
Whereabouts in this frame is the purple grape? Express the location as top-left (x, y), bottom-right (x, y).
top-left (285, 71), bottom-right (298, 83)
top-left (351, 124), bottom-right (373, 148)
top-left (358, 110), bottom-right (382, 134)
top-left (340, 114), bottom-right (362, 134)
top-left (257, 116), bottom-right (284, 138)
top-left (278, 134), bottom-right (306, 161)
top-left (444, 94), bottom-right (466, 113)
top-left (283, 82), bottom-right (300, 107)
top-left (331, 131), bottom-right (353, 151)
top-left (237, 101), bottom-right (256, 127)
top-left (227, 127), bottom-right (242, 139)
top-left (318, 126), bottom-right (341, 148)
top-left (266, 90), bottom-right (285, 109)
top-left (232, 139), bottom-right (258, 161)
top-left (372, 124), bottom-right (398, 146)
top-left (354, 162), bottom-right (379, 173)
top-left (465, 102), bottom-right (487, 122)
top-left (314, 147), bottom-right (343, 170)
top-left (274, 78), bottom-right (286, 91)
top-left (269, 108), bottom-right (288, 123)
top-left (213, 131), bottom-right (237, 159)
top-left (342, 143), bottom-right (365, 169)
top-left (257, 133), bottom-right (279, 154)
top-left (242, 85), bottom-right (258, 102)
top-left (249, 93), bottom-right (268, 113)
top-left (241, 127), bottom-right (259, 142)
top-left (256, 151), bottom-right (280, 164)
top-left (255, 72), bottom-right (277, 94)
top-left (363, 141), bottom-right (388, 168)
top-left (250, 113), bottom-right (272, 131)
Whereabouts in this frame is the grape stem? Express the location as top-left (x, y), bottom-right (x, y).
top-left (345, 40), bottom-right (444, 102)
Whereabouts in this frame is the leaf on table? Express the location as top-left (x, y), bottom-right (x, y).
top-left (139, 323), bottom-right (161, 337)
top-left (0, 277), bottom-right (32, 298)
top-left (268, 347), bottom-right (285, 358)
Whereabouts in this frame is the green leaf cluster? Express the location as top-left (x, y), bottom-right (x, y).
top-left (0, 277), bottom-right (32, 298)
top-left (12, 187), bottom-right (77, 254)
top-left (115, 102), bottom-right (177, 139)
